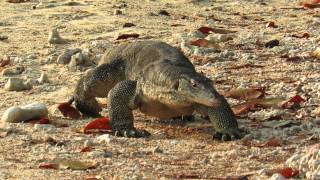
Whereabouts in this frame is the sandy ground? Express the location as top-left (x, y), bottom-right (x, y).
top-left (0, 0), bottom-right (319, 179)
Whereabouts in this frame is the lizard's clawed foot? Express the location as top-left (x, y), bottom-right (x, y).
top-left (113, 128), bottom-right (151, 138)
top-left (213, 128), bottom-right (246, 141)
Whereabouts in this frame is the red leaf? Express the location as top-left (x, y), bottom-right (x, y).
top-left (281, 95), bottom-right (305, 108)
top-left (303, 0), bottom-right (320, 8)
top-left (242, 138), bottom-right (281, 148)
top-left (277, 167), bottom-right (299, 178)
top-left (39, 163), bottom-right (59, 169)
top-left (190, 39), bottom-right (210, 47)
top-left (197, 26), bottom-right (215, 34)
top-left (81, 146), bottom-right (92, 152)
top-left (57, 102), bottom-right (81, 119)
top-left (115, 33), bottom-right (139, 40)
top-left (84, 117), bottom-right (112, 134)
top-left (29, 118), bottom-right (50, 124)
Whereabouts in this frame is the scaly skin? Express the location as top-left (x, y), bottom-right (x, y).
top-left (70, 41), bottom-right (245, 140)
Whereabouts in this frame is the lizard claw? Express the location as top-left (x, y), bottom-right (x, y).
top-left (114, 128), bottom-right (151, 138)
top-left (213, 128), bottom-right (246, 141)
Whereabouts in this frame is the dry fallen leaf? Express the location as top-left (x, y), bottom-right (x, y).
top-left (80, 146), bottom-right (92, 152)
top-left (303, 0), bottom-right (320, 8)
top-left (276, 167), bottom-right (299, 178)
top-left (198, 26), bottom-right (236, 34)
top-left (242, 138), bottom-right (282, 148)
top-left (57, 102), bottom-right (81, 119)
top-left (6, 0), bottom-right (30, 3)
top-left (190, 39), bottom-right (219, 48)
top-left (28, 118), bottom-right (50, 124)
top-left (222, 87), bottom-right (266, 100)
top-left (39, 163), bottom-right (59, 169)
top-left (83, 117), bottom-right (112, 134)
top-left (313, 47), bottom-right (320, 59)
top-left (115, 33), bottom-right (139, 40)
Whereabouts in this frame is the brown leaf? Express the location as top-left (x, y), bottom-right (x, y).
top-left (83, 117), bottom-right (112, 134)
top-left (281, 95), bottom-right (306, 108)
top-left (190, 39), bottom-right (219, 48)
top-left (0, 58), bottom-right (11, 67)
top-left (80, 146), bottom-right (92, 152)
top-left (28, 118), bottom-right (50, 124)
top-left (242, 138), bottom-right (282, 148)
top-left (222, 87), bottom-right (266, 100)
top-left (6, 0), bottom-right (30, 3)
top-left (57, 102), bottom-right (81, 119)
top-left (303, 0), bottom-right (320, 8)
top-left (198, 26), bottom-right (237, 35)
top-left (39, 163), bottom-right (59, 169)
top-left (276, 167), bottom-right (299, 178)
top-left (115, 33), bottom-right (139, 40)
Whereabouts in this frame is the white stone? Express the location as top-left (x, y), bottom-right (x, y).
top-left (95, 134), bottom-right (112, 144)
top-left (270, 173), bottom-right (286, 180)
top-left (205, 33), bottom-right (234, 43)
top-left (4, 78), bottom-right (32, 91)
top-left (1, 103), bottom-right (48, 124)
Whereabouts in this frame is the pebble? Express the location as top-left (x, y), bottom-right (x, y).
top-left (37, 72), bottom-right (50, 84)
top-left (1, 66), bottom-right (25, 76)
top-left (0, 35), bottom-right (8, 41)
top-left (270, 173), bottom-right (286, 180)
top-left (48, 28), bottom-right (67, 44)
top-left (1, 103), bottom-right (48, 124)
top-left (95, 134), bottom-right (112, 144)
top-left (56, 48), bottom-right (82, 64)
top-left (4, 78), bottom-right (32, 91)
top-left (34, 124), bottom-right (57, 133)
top-left (88, 150), bottom-right (113, 158)
top-left (265, 39), bottom-right (280, 48)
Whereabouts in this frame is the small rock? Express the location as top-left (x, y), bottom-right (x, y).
top-left (114, 9), bottom-right (122, 15)
top-left (34, 124), bottom-right (57, 133)
top-left (27, 54), bottom-right (37, 59)
top-left (88, 150), bottom-right (112, 158)
top-left (48, 28), bottom-right (67, 44)
top-left (95, 134), bottom-right (112, 144)
top-left (56, 48), bottom-right (82, 64)
top-left (84, 139), bottom-right (94, 147)
top-left (1, 103), bottom-right (48, 124)
top-left (265, 39), bottom-right (280, 48)
top-left (0, 35), bottom-right (8, 41)
top-left (123, 23), bottom-right (136, 28)
top-left (37, 72), bottom-right (50, 84)
top-left (4, 78), bottom-right (32, 91)
top-left (270, 173), bottom-right (286, 180)
top-left (205, 34), bottom-right (234, 43)
top-left (187, 30), bottom-right (206, 39)
top-left (2, 66), bottom-right (25, 76)
top-left (158, 10), bottom-right (170, 16)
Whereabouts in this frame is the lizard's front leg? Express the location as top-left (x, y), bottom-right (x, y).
top-left (196, 95), bottom-right (245, 141)
top-left (108, 80), bottom-right (150, 138)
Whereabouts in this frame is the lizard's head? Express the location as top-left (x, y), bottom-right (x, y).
top-left (174, 75), bottom-right (221, 107)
